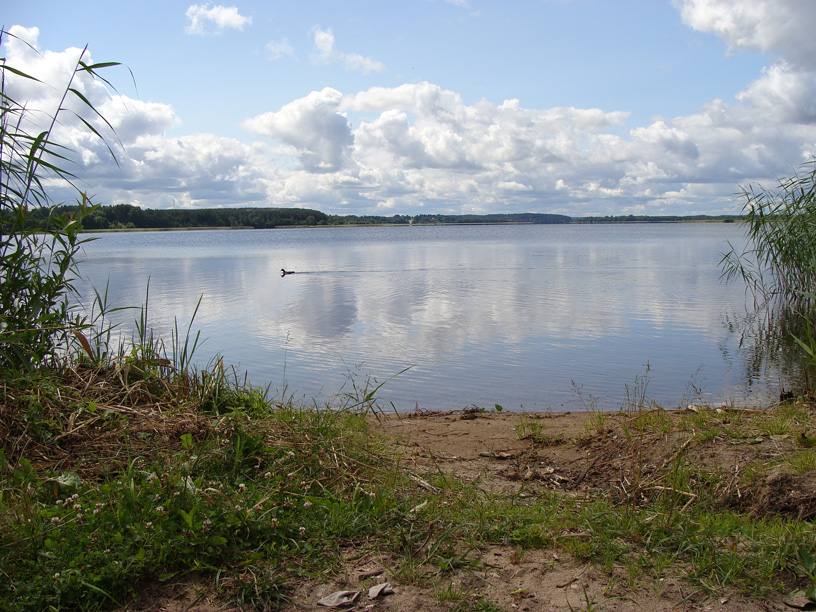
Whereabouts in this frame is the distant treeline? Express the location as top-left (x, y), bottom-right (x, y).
top-left (328, 212), bottom-right (573, 225)
top-left (52, 206), bottom-right (575, 230)
top-left (573, 214), bottom-right (742, 223)
top-left (55, 204), bottom-right (329, 230)
top-left (10, 204), bottom-right (741, 232)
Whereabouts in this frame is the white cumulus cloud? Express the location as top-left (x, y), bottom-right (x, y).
top-left (185, 4), bottom-right (252, 35)
top-left (7, 1), bottom-right (816, 218)
top-left (674, 0), bottom-right (816, 68)
top-left (242, 88), bottom-right (354, 173)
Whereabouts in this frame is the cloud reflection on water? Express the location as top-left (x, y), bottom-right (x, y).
top-left (74, 224), bottom-right (778, 411)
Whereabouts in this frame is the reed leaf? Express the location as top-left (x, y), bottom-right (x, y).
top-left (721, 160), bottom-right (816, 311)
top-left (0, 28), bottom-right (119, 371)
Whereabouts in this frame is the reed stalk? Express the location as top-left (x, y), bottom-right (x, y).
top-left (721, 160), bottom-right (816, 311)
top-left (0, 28), bottom-right (120, 371)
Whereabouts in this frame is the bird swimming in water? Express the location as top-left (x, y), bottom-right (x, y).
top-left (281, 268), bottom-right (295, 276)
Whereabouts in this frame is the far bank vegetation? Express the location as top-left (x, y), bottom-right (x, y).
top-left (50, 202), bottom-right (741, 231)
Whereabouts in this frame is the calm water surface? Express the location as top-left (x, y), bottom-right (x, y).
top-left (74, 223), bottom-right (783, 411)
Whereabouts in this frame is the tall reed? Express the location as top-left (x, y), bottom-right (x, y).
top-left (0, 28), bottom-right (119, 371)
top-left (721, 160), bottom-right (816, 388)
top-left (721, 160), bottom-right (816, 311)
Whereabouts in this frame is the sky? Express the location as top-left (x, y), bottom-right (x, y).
top-left (3, 0), bottom-right (816, 217)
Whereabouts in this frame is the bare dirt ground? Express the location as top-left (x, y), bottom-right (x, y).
top-left (120, 406), bottom-right (816, 612)
top-left (377, 407), bottom-right (816, 519)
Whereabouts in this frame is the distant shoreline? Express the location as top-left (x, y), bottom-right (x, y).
top-left (83, 218), bottom-right (741, 232)
top-left (67, 203), bottom-right (741, 232)
top-left (83, 220), bottom-right (741, 232)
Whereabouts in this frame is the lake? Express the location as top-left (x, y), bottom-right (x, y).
top-left (73, 223), bottom-right (786, 412)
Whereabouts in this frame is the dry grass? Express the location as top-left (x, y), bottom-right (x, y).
top-left (0, 364), bottom-right (217, 480)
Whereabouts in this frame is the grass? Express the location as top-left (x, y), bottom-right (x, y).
top-left (4, 353), bottom-right (816, 610)
top-left (463, 491), bottom-right (808, 597)
top-left (515, 413), bottom-right (562, 444)
top-left (0, 365), bottom-right (402, 610)
top-left (2, 320), bottom-right (816, 611)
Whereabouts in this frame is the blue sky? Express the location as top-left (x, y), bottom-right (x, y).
top-left (4, 0), bottom-right (816, 216)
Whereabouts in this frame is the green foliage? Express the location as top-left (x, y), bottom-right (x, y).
top-left (0, 389), bottom-right (410, 611)
top-left (795, 547), bottom-right (816, 603)
top-left (326, 212), bottom-right (574, 225)
top-left (721, 160), bottom-right (816, 310)
top-left (574, 214), bottom-right (741, 224)
top-left (720, 161), bottom-right (816, 389)
top-left (56, 201), bottom-right (740, 231)
top-left (63, 202), bottom-right (329, 230)
top-left (3, 360), bottom-right (816, 609)
top-left (408, 212), bottom-right (572, 225)
top-left (0, 29), bottom-right (118, 371)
